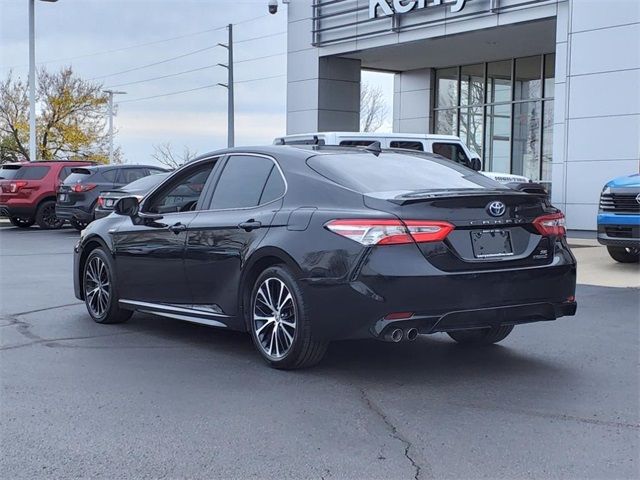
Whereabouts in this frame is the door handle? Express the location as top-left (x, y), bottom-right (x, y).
top-left (238, 220), bottom-right (262, 232)
top-left (168, 222), bottom-right (187, 234)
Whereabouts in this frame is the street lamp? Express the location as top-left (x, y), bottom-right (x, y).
top-left (28, 0), bottom-right (59, 162)
top-left (103, 90), bottom-right (127, 164)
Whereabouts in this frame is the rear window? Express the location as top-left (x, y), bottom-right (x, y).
top-left (307, 152), bottom-right (502, 193)
top-left (14, 166), bottom-right (50, 180)
top-left (0, 165), bottom-right (22, 180)
top-left (122, 173), bottom-right (168, 192)
top-left (64, 169), bottom-right (94, 184)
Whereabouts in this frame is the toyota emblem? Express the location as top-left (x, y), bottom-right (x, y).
top-left (487, 201), bottom-right (506, 217)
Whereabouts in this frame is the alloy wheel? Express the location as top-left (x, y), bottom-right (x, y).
top-left (84, 256), bottom-right (111, 318)
top-left (253, 277), bottom-right (297, 359)
top-left (42, 204), bottom-right (62, 228)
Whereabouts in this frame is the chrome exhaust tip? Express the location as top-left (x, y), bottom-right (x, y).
top-left (405, 328), bottom-right (419, 341)
top-left (384, 328), bottom-right (404, 343)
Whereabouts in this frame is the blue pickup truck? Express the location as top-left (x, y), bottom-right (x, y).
top-left (597, 174), bottom-right (640, 263)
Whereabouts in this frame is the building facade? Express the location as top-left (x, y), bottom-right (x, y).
top-left (286, 0), bottom-right (640, 230)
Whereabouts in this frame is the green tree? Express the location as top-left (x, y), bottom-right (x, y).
top-left (0, 67), bottom-right (117, 164)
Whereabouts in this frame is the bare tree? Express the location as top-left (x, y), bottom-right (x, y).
top-left (0, 67), bottom-right (113, 163)
top-left (360, 82), bottom-right (388, 132)
top-left (151, 142), bottom-right (198, 169)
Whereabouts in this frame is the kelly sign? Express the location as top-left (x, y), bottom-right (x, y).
top-left (369, 0), bottom-right (469, 18)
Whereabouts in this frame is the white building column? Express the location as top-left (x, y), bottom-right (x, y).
top-left (552, 0), bottom-right (640, 230)
top-left (393, 68), bottom-right (433, 133)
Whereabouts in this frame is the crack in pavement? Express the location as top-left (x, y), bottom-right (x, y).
top-left (359, 388), bottom-right (431, 480)
top-left (7, 302), bottom-right (83, 318)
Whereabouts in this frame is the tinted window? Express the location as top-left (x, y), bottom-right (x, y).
top-left (260, 167), bottom-right (286, 204)
top-left (64, 169), bottom-right (94, 184)
top-left (122, 173), bottom-right (168, 193)
top-left (432, 143), bottom-right (470, 166)
top-left (101, 169), bottom-right (118, 182)
top-left (210, 155), bottom-right (275, 209)
top-left (118, 168), bottom-right (148, 184)
top-left (14, 166), bottom-right (50, 180)
top-left (148, 164), bottom-right (214, 214)
top-left (339, 140), bottom-right (377, 147)
top-left (58, 167), bottom-right (73, 181)
top-left (0, 165), bottom-right (22, 180)
top-left (307, 152), bottom-right (502, 193)
top-left (390, 141), bottom-right (424, 151)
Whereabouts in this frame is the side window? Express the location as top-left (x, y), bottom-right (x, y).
top-left (102, 169), bottom-right (118, 183)
top-left (432, 143), bottom-right (470, 166)
top-left (260, 166), bottom-right (286, 204)
top-left (210, 155), bottom-right (278, 210)
top-left (389, 141), bottom-right (424, 151)
top-left (147, 163), bottom-right (215, 214)
top-left (118, 168), bottom-right (147, 184)
top-left (14, 166), bottom-right (50, 180)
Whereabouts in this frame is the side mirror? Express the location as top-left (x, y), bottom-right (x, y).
top-left (114, 196), bottom-right (139, 217)
top-left (470, 157), bottom-right (482, 171)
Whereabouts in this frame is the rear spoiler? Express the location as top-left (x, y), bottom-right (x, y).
top-left (70, 167), bottom-right (93, 175)
top-left (506, 182), bottom-right (549, 199)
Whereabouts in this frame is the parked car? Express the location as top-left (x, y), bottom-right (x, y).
top-left (0, 161), bottom-right (94, 229)
top-left (94, 172), bottom-right (169, 220)
top-left (597, 174), bottom-right (640, 263)
top-left (274, 132), bottom-right (531, 184)
top-left (74, 146), bottom-right (577, 369)
top-left (56, 164), bottom-right (167, 230)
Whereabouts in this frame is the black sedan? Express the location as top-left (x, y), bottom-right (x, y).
top-left (73, 146), bottom-right (577, 369)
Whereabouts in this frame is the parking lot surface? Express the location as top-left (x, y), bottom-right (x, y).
top-left (1, 226), bottom-right (638, 479)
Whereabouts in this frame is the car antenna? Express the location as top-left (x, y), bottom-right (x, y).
top-left (364, 141), bottom-right (382, 156)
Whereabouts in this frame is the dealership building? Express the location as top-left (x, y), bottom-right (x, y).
top-left (286, 0), bottom-right (640, 230)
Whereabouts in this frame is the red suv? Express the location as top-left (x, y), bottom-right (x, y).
top-left (0, 161), bottom-right (93, 229)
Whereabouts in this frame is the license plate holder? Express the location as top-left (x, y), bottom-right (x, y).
top-left (58, 193), bottom-right (68, 202)
top-left (471, 229), bottom-right (514, 258)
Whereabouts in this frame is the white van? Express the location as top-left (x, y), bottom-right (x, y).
top-left (274, 132), bottom-right (530, 185)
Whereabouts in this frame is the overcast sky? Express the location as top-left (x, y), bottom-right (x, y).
top-left (0, 0), bottom-right (393, 165)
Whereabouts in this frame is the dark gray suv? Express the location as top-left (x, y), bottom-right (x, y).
top-left (56, 164), bottom-right (167, 230)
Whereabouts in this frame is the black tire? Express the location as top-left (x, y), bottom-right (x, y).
top-left (35, 200), bottom-right (64, 230)
top-left (9, 217), bottom-right (34, 228)
top-left (248, 265), bottom-right (327, 369)
top-left (607, 246), bottom-right (640, 264)
top-left (83, 248), bottom-right (132, 324)
top-left (70, 218), bottom-right (89, 231)
top-left (447, 325), bottom-right (514, 345)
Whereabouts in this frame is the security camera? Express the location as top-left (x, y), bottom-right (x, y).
top-left (268, 0), bottom-right (278, 14)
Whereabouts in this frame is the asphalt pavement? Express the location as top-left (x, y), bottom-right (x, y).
top-left (0, 225), bottom-right (638, 479)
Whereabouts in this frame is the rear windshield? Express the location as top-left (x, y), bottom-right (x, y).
top-left (13, 166), bottom-right (50, 180)
top-left (307, 152), bottom-right (503, 193)
top-left (64, 169), bottom-right (94, 184)
top-left (0, 165), bottom-right (22, 180)
top-left (123, 173), bottom-right (168, 192)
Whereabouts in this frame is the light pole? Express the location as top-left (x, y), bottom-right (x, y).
top-left (217, 24), bottom-right (234, 148)
top-left (103, 90), bottom-right (127, 164)
top-left (28, 0), bottom-right (59, 162)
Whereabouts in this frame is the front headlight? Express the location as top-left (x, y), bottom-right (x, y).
top-left (601, 186), bottom-right (611, 196)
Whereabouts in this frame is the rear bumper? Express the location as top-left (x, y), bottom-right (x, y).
top-left (55, 205), bottom-right (93, 222)
top-left (302, 242), bottom-right (577, 341)
top-left (93, 207), bottom-right (114, 220)
top-left (0, 204), bottom-right (35, 218)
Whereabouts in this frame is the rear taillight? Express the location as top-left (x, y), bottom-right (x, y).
top-left (325, 219), bottom-right (454, 246)
top-left (9, 181), bottom-right (28, 193)
top-left (72, 183), bottom-right (96, 193)
top-left (97, 196), bottom-right (105, 207)
top-left (533, 212), bottom-right (566, 237)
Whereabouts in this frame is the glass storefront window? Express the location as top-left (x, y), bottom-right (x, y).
top-left (515, 56), bottom-right (542, 101)
top-left (541, 100), bottom-right (554, 186)
top-left (512, 101), bottom-right (541, 180)
top-left (487, 60), bottom-right (512, 103)
top-left (461, 64), bottom-right (484, 106)
top-left (436, 68), bottom-right (458, 109)
top-left (435, 109), bottom-right (458, 135)
top-left (544, 53), bottom-right (556, 98)
top-left (485, 103), bottom-right (511, 174)
top-left (460, 107), bottom-right (483, 158)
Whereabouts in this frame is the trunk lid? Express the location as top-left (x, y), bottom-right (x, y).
top-left (364, 189), bottom-right (556, 271)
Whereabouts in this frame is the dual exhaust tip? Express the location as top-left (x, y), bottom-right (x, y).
top-left (384, 327), bottom-right (419, 343)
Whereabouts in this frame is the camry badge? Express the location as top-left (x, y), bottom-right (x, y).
top-left (487, 201), bottom-right (506, 217)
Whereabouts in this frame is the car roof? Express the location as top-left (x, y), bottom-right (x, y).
top-left (80, 164), bottom-right (167, 171)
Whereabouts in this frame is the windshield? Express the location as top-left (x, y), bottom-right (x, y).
top-left (307, 152), bottom-right (504, 194)
top-left (123, 173), bottom-right (168, 192)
